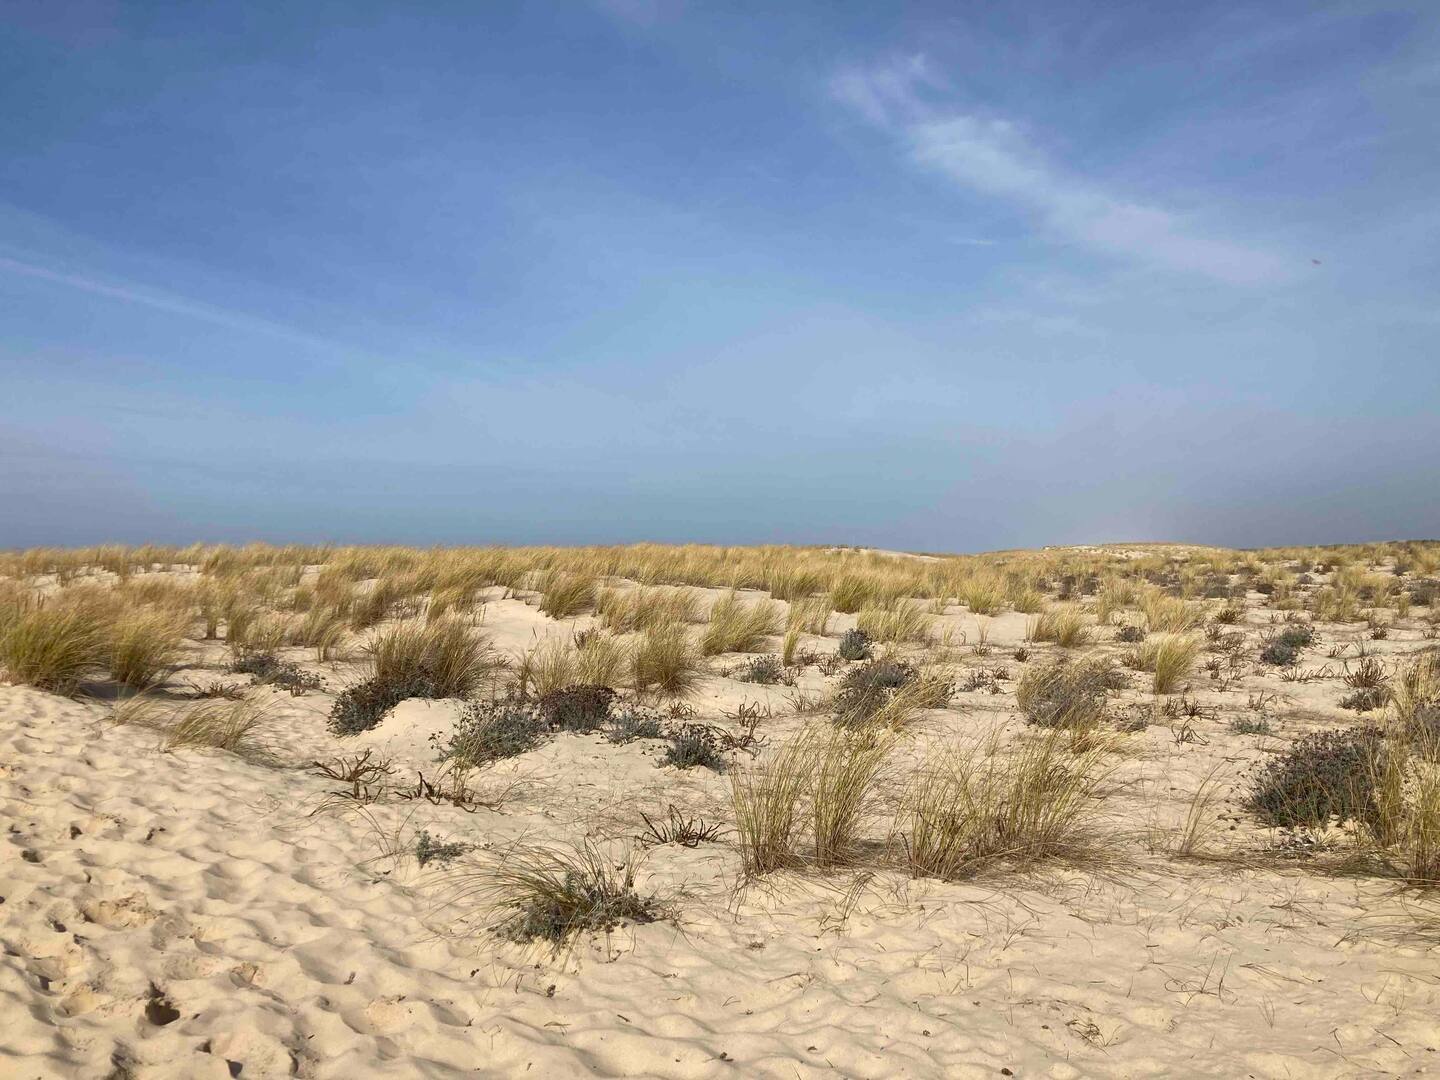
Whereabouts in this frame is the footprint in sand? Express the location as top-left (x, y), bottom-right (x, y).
top-left (80, 893), bottom-right (160, 929)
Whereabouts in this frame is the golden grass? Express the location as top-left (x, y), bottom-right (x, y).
top-left (811, 727), bottom-right (893, 867)
top-left (630, 624), bottom-right (704, 697)
top-left (900, 729), bottom-right (1111, 880)
top-left (107, 607), bottom-right (187, 691)
top-left (1125, 633), bottom-right (1203, 695)
top-left (855, 599), bottom-right (932, 645)
top-left (731, 732), bottom-right (814, 878)
top-left (1140, 591), bottom-right (1204, 633)
top-left (700, 593), bottom-right (781, 656)
top-left (596, 585), bottom-right (702, 633)
top-left (538, 572), bottom-right (596, 619)
top-left (0, 601), bottom-right (107, 693)
top-left (1026, 605), bottom-right (1091, 647)
top-left (367, 618), bottom-right (499, 698)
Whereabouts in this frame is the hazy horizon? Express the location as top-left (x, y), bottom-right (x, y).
top-left (4, 1), bottom-right (1438, 551)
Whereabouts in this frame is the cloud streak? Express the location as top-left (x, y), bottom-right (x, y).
top-left (0, 254), bottom-right (359, 358)
top-left (833, 57), bottom-right (1290, 286)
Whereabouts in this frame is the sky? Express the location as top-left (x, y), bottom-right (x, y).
top-left (2, 0), bottom-right (1438, 552)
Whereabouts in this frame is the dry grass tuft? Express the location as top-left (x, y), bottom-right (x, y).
top-left (732, 732), bottom-right (815, 878)
top-left (700, 593), bottom-right (782, 656)
top-left (1026, 605), bottom-right (1091, 647)
top-left (855, 599), bottom-right (932, 645)
top-left (631, 623), bottom-right (704, 697)
top-left (1125, 633), bottom-right (1203, 694)
top-left (368, 618), bottom-right (499, 699)
top-left (901, 729), bottom-right (1112, 879)
top-left (0, 602), bottom-right (107, 693)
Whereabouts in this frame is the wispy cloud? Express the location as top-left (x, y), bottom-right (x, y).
top-left (833, 56), bottom-right (1290, 286)
top-left (0, 253), bottom-right (359, 357)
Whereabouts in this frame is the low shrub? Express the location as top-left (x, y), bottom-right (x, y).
top-left (1245, 726), bottom-right (1386, 829)
top-left (604, 706), bottom-right (665, 744)
top-left (415, 831), bottom-right (472, 867)
top-left (663, 725), bottom-right (726, 771)
top-left (1016, 659), bottom-right (1120, 729)
top-left (537, 684), bottom-right (615, 732)
top-left (735, 654), bottom-right (788, 685)
top-left (230, 651), bottom-right (326, 694)
top-left (1114, 624), bottom-right (1145, 643)
top-left (836, 627), bottom-right (872, 661)
top-left (441, 700), bottom-right (546, 766)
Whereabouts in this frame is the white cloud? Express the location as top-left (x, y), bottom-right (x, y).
top-left (833, 58), bottom-right (1290, 286)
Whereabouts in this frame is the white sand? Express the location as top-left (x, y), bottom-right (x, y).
top-left (4, 593), bottom-right (1440, 1078)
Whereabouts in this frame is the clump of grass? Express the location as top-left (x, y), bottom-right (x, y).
top-left (0, 602), bottom-right (108, 693)
top-left (1245, 725), bottom-right (1386, 829)
top-left (1124, 633), bottom-right (1202, 694)
top-left (538, 573), bottom-right (595, 619)
top-left (441, 700), bottom-right (546, 766)
top-left (161, 699), bottom-right (267, 756)
top-left (1015, 659), bottom-right (1120, 729)
top-left (828, 575), bottom-right (873, 614)
top-left (1026, 606), bottom-right (1091, 648)
top-left (700, 593), bottom-right (782, 656)
top-left (1141, 593), bottom-right (1204, 633)
top-left (452, 842), bottom-right (660, 949)
top-left (832, 659), bottom-right (914, 725)
top-left (330, 619), bottom-right (499, 735)
top-left (855, 600), bottom-right (932, 645)
top-left (106, 607), bottom-right (187, 691)
top-left (596, 586), bottom-right (702, 633)
top-left (1230, 716), bottom-right (1274, 736)
top-left (370, 618), bottom-right (497, 699)
top-left (573, 631), bottom-right (626, 687)
top-left (731, 732), bottom-right (814, 877)
top-left (901, 729), bottom-right (1111, 879)
top-left (836, 627), bottom-right (872, 661)
top-left (631, 624), bottom-right (704, 697)
top-left (1391, 652), bottom-right (1440, 740)
top-left (811, 726), bottom-right (892, 867)
top-left (787, 596), bottom-right (831, 636)
top-left (516, 637), bottom-right (580, 699)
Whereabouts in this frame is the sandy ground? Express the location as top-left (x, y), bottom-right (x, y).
top-left (4, 590), bottom-right (1440, 1078)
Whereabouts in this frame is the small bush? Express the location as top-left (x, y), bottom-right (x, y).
top-left (537, 684), bottom-right (615, 732)
top-left (328, 673), bottom-right (437, 735)
top-left (735, 654), bottom-right (788, 685)
top-left (230, 651), bottom-right (326, 694)
top-left (604, 706), bottom-right (665, 744)
top-left (415, 831), bottom-right (472, 867)
top-left (1230, 716), bottom-right (1274, 735)
top-left (1259, 639), bottom-right (1300, 666)
top-left (1016, 659), bottom-right (1119, 729)
top-left (663, 725), bottom-right (726, 771)
top-left (1340, 686), bottom-right (1389, 712)
top-left (1114, 624), bottom-right (1145, 643)
top-left (1245, 726), bottom-right (1386, 829)
top-left (836, 627), bottom-right (872, 661)
top-left (832, 659), bottom-right (915, 727)
top-left (441, 700), bottom-right (546, 766)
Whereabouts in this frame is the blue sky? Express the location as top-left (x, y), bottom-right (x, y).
top-left (2, 1), bottom-right (1437, 551)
